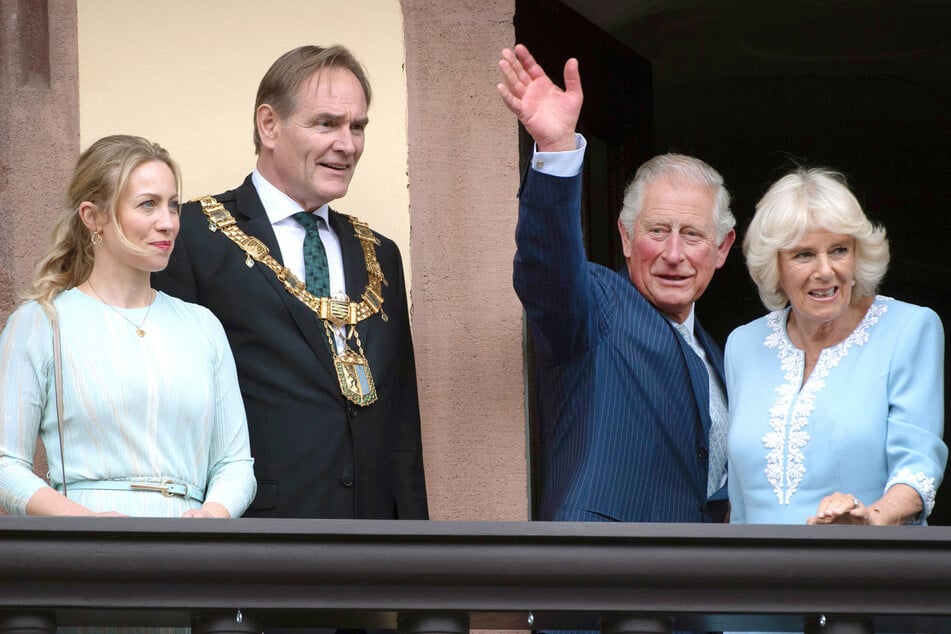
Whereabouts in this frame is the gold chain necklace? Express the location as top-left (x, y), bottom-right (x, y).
top-left (86, 281), bottom-right (155, 337)
top-left (197, 195), bottom-right (386, 406)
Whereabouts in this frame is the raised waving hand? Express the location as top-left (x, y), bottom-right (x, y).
top-left (497, 44), bottom-right (583, 153)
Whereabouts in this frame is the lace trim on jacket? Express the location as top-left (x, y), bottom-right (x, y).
top-left (760, 298), bottom-right (888, 504)
top-left (887, 466), bottom-right (937, 520)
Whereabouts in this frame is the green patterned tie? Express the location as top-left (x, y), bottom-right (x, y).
top-left (292, 212), bottom-right (330, 298)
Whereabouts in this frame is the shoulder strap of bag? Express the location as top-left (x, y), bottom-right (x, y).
top-left (50, 307), bottom-right (67, 497)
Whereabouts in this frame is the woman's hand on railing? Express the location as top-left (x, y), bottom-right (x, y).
top-left (181, 501), bottom-right (230, 518)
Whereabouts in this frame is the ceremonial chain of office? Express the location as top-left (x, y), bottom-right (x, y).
top-left (197, 195), bottom-right (388, 406)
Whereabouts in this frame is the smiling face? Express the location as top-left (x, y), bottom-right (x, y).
top-left (618, 177), bottom-right (734, 323)
top-left (256, 67), bottom-right (368, 211)
top-left (97, 160), bottom-right (180, 275)
top-left (779, 230), bottom-right (856, 329)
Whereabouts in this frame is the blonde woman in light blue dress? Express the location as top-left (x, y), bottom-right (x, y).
top-left (727, 167), bottom-right (946, 528)
top-left (0, 135), bottom-right (256, 522)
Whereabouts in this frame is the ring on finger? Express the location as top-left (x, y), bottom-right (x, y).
top-left (851, 497), bottom-right (861, 509)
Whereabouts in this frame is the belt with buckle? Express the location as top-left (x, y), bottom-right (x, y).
top-left (66, 478), bottom-right (204, 502)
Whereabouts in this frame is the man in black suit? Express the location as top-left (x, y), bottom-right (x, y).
top-left (154, 45), bottom-right (428, 520)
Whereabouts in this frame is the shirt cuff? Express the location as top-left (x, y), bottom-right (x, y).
top-left (531, 133), bottom-right (587, 177)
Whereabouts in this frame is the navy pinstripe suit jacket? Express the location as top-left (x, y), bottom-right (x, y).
top-left (515, 168), bottom-right (728, 523)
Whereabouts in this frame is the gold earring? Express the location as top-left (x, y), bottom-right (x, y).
top-left (91, 231), bottom-right (103, 245)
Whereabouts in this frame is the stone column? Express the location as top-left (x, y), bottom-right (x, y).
top-left (401, 0), bottom-right (527, 521)
top-left (0, 0), bottom-right (79, 495)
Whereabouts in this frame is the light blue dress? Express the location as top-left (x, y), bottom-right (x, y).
top-left (726, 296), bottom-right (947, 525)
top-left (0, 288), bottom-right (256, 518)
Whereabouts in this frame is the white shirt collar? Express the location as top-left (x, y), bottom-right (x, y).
top-left (251, 168), bottom-right (330, 226)
top-left (668, 305), bottom-right (697, 343)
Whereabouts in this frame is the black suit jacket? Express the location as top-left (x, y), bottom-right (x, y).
top-left (153, 175), bottom-right (428, 519)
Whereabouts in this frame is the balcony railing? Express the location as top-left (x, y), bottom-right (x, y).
top-left (1, 518), bottom-right (950, 633)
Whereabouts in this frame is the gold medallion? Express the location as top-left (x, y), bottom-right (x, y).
top-left (333, 347), bottom-right (378, 406)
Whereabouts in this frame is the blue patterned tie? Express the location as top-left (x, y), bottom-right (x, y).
top-left (675, 322), bottom-right (729, 498)
top-left (292, 212), bottom-right (330, 298)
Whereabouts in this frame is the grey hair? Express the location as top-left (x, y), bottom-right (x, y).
top-left (618, 153), bottom-right (735, 242)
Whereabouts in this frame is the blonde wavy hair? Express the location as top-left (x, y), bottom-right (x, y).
top-left (23, 134), bottom-right (180, 316)
top-left (744, 167), bottom-right (889, 311)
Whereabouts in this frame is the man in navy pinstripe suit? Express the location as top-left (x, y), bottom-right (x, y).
top-left (499, 45), bottom-right (736, 524)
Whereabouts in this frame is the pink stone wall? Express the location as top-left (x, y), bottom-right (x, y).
top-left (0, 0), bottom-right (79, 317)
top-left (402, 0), bottom-right (527, 520)
top-left (0, 0), bottom-right (79, 503)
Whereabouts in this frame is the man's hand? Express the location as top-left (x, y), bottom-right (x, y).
top-left (497, 44), bottom-right (583, 153)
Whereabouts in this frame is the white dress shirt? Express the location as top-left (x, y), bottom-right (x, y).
top-left (251, 168), bottom-right (346, 296)
top-left (251, 169), bottom-right (347, 351)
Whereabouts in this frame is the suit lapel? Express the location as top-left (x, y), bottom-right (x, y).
top-left (695, 322), bottom-right (726, 393)
top-left (671, 322), bottom-right (713, 435)
top-left (231, 177), bottom-right (337, 380)
top-left (232, 177), bottom-right (282, 257)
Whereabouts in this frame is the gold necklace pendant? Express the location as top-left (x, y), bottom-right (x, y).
top-left (86, 282), bottom-right (154, 338)
top-left (323, 320), bottom-right (378, 406)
